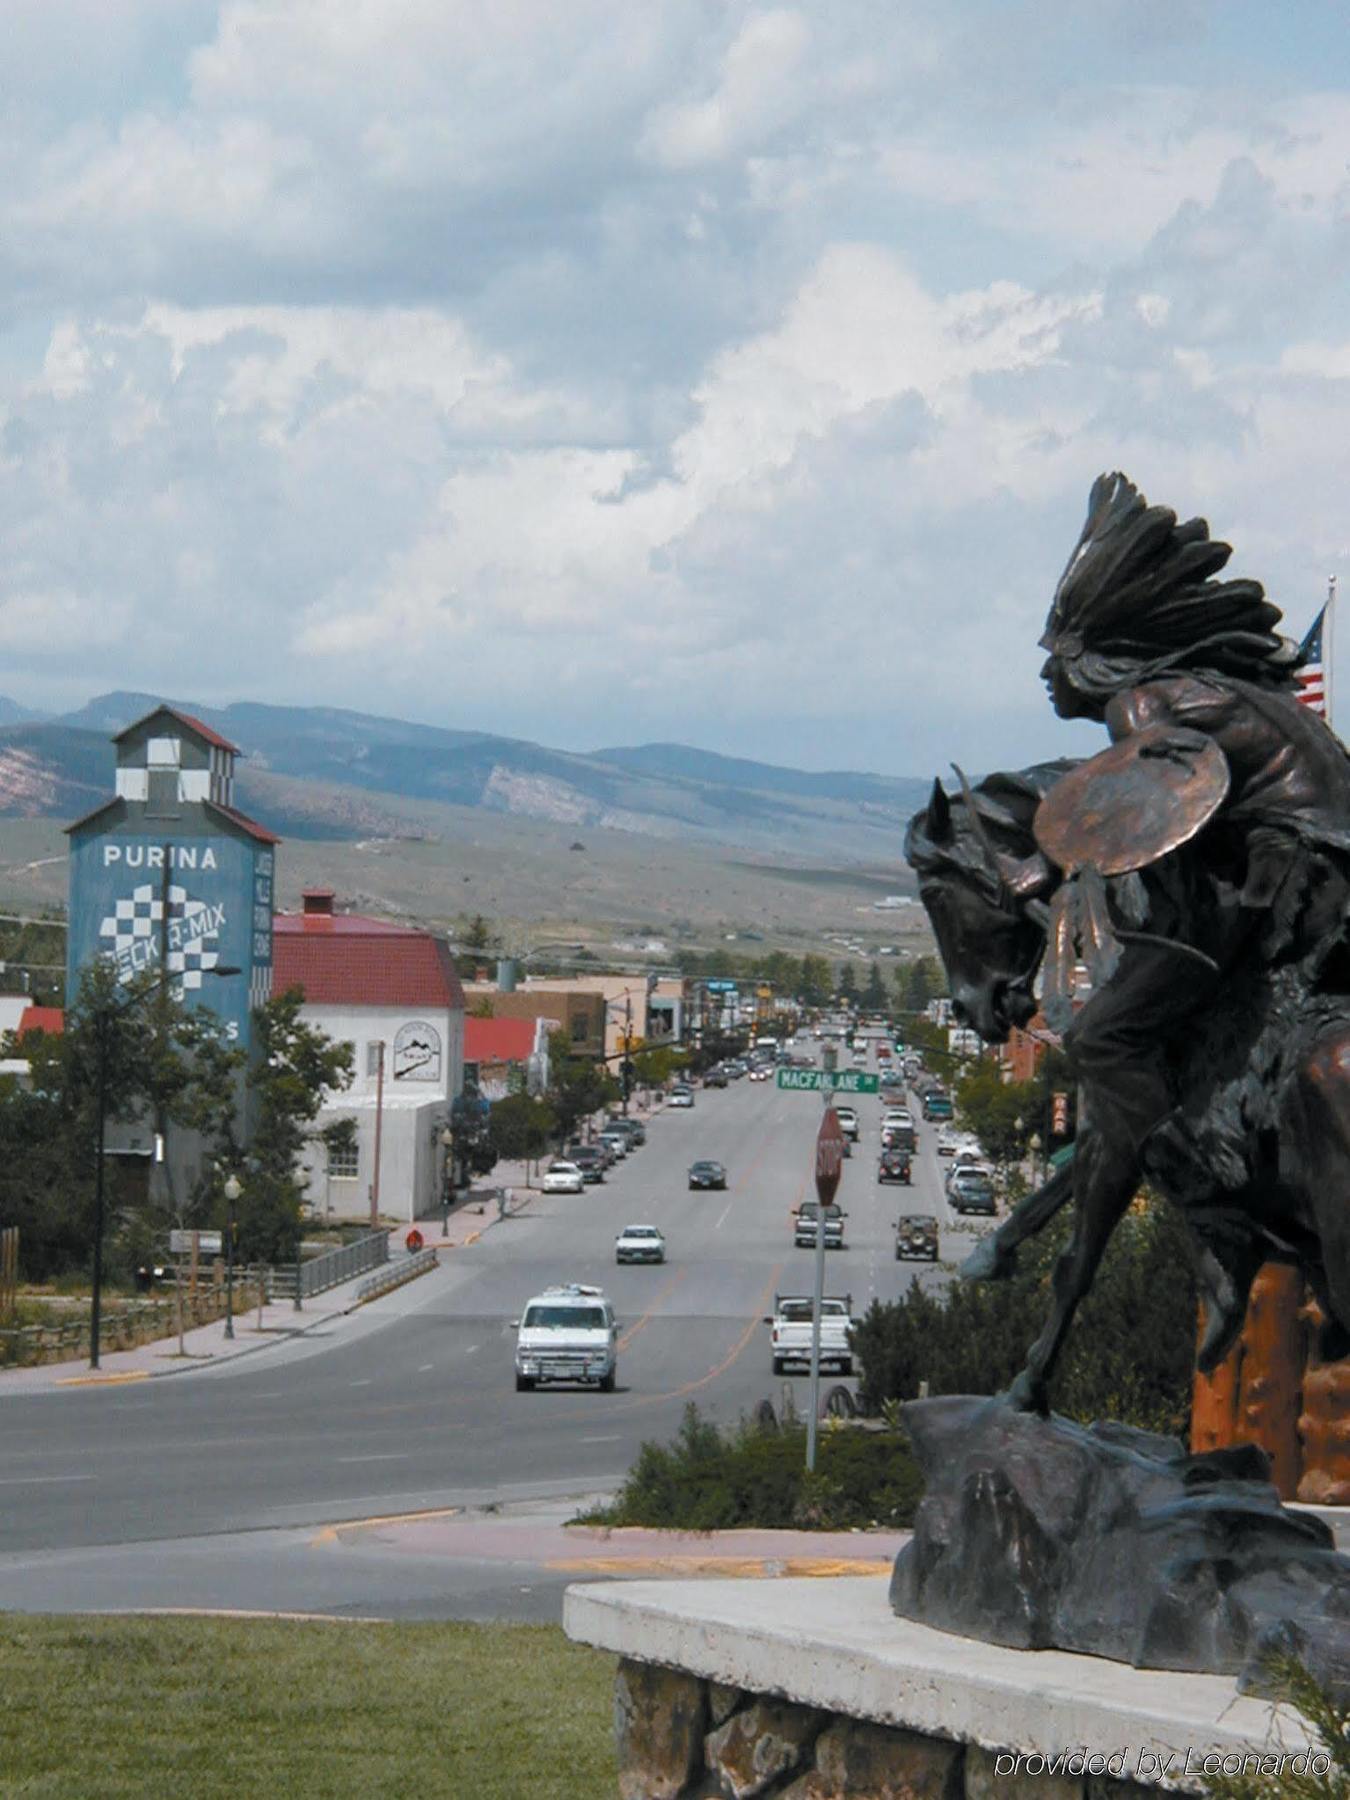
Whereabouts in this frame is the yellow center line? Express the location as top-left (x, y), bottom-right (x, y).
top-left (618, 1264), bottom-right (691, 1352)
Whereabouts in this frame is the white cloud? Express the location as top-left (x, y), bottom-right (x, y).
top-left (1, 3), bottom-right (1348, 771)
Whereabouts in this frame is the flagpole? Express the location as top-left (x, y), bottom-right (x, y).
top-left (1327, 574), bottom-right (1338, 733)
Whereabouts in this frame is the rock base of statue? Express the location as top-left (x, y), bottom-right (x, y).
top-left (890, 1394), bottom-right (1350, 1703)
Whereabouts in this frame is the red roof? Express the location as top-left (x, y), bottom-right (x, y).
top-left (465, 1017), bottom-right (537, 1064)
top-left (113, 704), bottom-right (241, 755)
top-left (273, 912), bottom-right (466, 1010)
top-left (17, 1006), bottom-right (63, 1036)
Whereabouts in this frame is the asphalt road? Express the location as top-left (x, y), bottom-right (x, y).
top-left (0, 1053), bottom-right (984, 1617)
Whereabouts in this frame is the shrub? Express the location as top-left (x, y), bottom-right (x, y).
top-left (853, 1197), bottom-right (1197, 1438)
top-left (583, 1403), bottom-right (923, 1531)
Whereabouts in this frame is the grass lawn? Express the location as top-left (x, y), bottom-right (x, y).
top-left (0, 1615), bottom-right (616, 1799)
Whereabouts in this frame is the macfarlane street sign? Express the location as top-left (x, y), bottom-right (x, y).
top-left (776, 1068), bottom-right (880, 1095)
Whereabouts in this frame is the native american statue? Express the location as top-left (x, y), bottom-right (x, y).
top-left (905, 473), bottom-right (1350, 1413)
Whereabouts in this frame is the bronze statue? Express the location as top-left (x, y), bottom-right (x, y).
top-left (906, 473), bottom-right (1350, 1412)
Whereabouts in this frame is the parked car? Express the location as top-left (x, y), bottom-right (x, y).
top-left (568, 1138), bottom-right (614, 1171)
top-left (878, 1148), bottom-right (912, 1185)
top-left (615, 1224), bottom-right (666, 1265)
top-left (598, 1129), bottom-right (630, 1160)
top-left (794, 1202), bottom-right (846, 1250)
top-left (607, 1116), bottom-right (646, 1146)
top-left (565, 1145), bottom-right (607, 1183)
top-left (936, 1128), bottom-right (960, 1157)
top-left (895, 1214), bottom-right (939, 1261)
top-left (667, 1086), bottom-right (695, 1108)
top-left (542, 1161), bottom-right (585, 1195)
top-left (688, 1160), bottom-right (728, 1190)
top-left (946, 1161), bottom-right (993, 1196)
top-left (703, 1067), bottom-right (728, 1089)
top-left (948, 1169), bottom-right (997, 1215)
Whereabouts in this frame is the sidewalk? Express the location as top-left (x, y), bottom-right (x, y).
top-left (0, 1188), bottom-right (519, 1396)
top-left (0, 1096), bottom-right (664, 1396)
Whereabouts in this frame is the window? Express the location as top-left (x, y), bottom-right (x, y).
top-left (570, 1014), bottom-right (589, 1043)
top-left (366, 1041), bottom-right (385, 1077)
top-left (327, 1139), bottom-right (359, 1180)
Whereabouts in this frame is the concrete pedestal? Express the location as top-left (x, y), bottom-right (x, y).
top-left (565, 1576), bottom-right (1323, 1796)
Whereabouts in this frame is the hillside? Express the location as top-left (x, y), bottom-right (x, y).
top-left (0, 692), bottom-right (933, 863)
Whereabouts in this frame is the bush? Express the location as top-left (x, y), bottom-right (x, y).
top-left (583, 1403), bottom-right (923, 1531)
top-left (853, 1198), bottom-right (1197, 1438)
top-left (1201, 1655), bottom-right (1349, 1797)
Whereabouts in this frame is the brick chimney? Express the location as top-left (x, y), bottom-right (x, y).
top-left (301, 888), bottom-right (336, 927)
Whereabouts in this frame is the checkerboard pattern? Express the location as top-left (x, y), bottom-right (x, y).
top-left (99, 882), bottom-right (220, 989)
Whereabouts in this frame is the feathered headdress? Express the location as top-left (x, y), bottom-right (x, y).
top-left (1041, 473), bottom-right (1299, 694)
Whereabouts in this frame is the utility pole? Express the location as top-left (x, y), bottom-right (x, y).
top-left (371, 1041), bottom-right (385, 1228)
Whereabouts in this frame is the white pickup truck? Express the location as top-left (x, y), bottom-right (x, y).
top-left (766, 1294), bottom-right (854, 1375)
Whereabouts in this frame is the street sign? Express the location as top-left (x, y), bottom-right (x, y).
top-left (169, 1230), bottom-right (222, 1255)
top-left (776, 1068), bottom-right (880, 1095)
top-left (815, 1108), bottom-right (845, 1207)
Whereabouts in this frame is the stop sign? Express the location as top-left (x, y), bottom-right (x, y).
top-left (815, 1107), bottom-right (845, 1207)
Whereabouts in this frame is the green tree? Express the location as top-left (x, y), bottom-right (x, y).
top-left (837, 962), bottom-right (858, 1004)
top-left (900, 957), bottom-right (936, 1013)
top-left (798, 955), bottom-right (832, 1008)
top-left (0, 964), bottom-right (241, 1282)
top-left (464, 915), bottom-right (492, 951)
top-left (545, 1032), bottom-right (619, 1144)
top-left (862, 961), bottom-right (889, 1011)
top-left (488, 1092), bottom-right (556, 1167)
top-left (191, 989), bottom-right (354, 1261)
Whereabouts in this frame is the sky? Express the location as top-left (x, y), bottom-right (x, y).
top-left (3, 1), bottom-right (1350, 777)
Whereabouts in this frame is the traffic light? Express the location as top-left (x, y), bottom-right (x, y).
top-left (1051, 1091), bottom-right (1070, 1136)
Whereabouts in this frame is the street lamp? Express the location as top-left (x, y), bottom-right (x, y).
top-left (440, 1125), bottom-right (454, 1237)
top-left (222, 1174), bottom-right (241, 1340)
top-left (88, 962), bottom-right (240, 1371)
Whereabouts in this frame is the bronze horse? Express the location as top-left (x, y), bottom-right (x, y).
top-left (906, 766), bottom-right (1350, 1412)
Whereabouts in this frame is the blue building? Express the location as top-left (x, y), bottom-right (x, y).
top-left (66, 704), bottom-right (276, 1052)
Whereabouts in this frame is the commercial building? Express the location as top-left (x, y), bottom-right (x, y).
top-left (274, 890), bottom-right (466, 1223)
top-left (463, 1016), bottom-right (551, 1101)
top-left (65, 703), bottom-right (278, 1190)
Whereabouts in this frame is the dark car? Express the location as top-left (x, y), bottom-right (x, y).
top-left (949, 1176), bottom-right (996, 1215)
top-left (703, 1067), bottom-right (729, 1088)
top-left (878, 1148), bottom-right (912, 1185)
top-left (565, 1144), bottom-right (607, 1183)
top-left (895, 1214), bottom-right (939, 1260)
top-left (688, 1160), bottom-right (728, 1190)
top-left (922, 1093), bottom-right (954, 1121)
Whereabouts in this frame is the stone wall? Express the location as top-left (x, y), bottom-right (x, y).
top-left (613, 1658), bottom-right (1155, 1800)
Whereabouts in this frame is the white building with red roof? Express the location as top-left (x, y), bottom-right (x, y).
top-left (463, 1015), bottom-right (551, 1101)
top-left (274, 889), bottom-right (466, 1223)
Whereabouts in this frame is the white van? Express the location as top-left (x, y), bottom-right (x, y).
top-left (513, 1284), bottom-right (618, 1392)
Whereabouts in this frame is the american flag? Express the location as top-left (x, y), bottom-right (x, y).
top-left (1296, 603), bottom-right (1329, 717)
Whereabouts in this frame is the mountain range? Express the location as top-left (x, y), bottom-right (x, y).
top-left (0, 692), bottom-right (931, 863)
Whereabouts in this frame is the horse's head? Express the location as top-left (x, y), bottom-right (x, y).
top-left (904, 764), bottom-right (1067, 1043)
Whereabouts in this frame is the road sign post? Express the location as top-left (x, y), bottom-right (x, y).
top-left (776, 1068), bottom-right (879, 1095)
top-left (807, 1106), bottom-right (845, 1473)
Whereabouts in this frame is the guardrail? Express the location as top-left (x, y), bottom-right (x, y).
top-left (354, 1247), bottom-right (437, 1304)
top-left (268, 1230), bottom-right (390, 1302)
